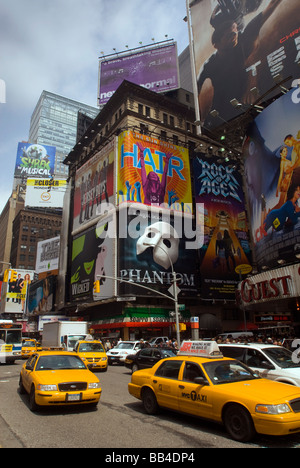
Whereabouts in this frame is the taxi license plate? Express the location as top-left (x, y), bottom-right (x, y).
top-left (67, 394), bottom-right (81, 401)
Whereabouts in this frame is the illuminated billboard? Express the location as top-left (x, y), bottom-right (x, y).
top-left (188, 0), bottom-right (300, 129)
top-left (193, 154), bottom-right (252, 299)
top-left (117, 130), bottom-right (192, 213)
top-left (243, 86), bottom-right (300, 269)
top-left (15, 142), bottom-right (56, 179)
top-left (98, 42), bottom-right (180, 106)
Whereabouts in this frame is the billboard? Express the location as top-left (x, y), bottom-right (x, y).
top-left (73, 139), bottom-right (115, 232)
top-left (117, 131), bottom-right (193, 213)
top-left (1, 269), bottom-right (35, 314)
top-left (70, 213), bottom-right (116, 303)
top-left (98, 42), bottom-right (180, 106)
top-left (35, 237), bottom-right (60, 275)
top-left (188, 0), bottom-right (300, 129)
top-left (118, 206), bottom-right (199, 298)
top-left (243, 86), bottom-right (300, 269)
top-left (193, 154), bottom-right (252, 299)
top-left (27, 276), bottom-right (55, 315)
top-left (15, 142), bottom-right (56, 179)
top-left (25, 178), bottom-right (67, 208)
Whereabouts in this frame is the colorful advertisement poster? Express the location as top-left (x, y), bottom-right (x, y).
top-left (1, 269), bottom-right (35, 314)
top-left (73, 140), bottom-right (115, 232)
top-left (243, 87), bottom-right (300, 269)
top-left (193, 154), bottom-right (252, 299)
top-left (118, 206), bottom-right (198, 298)
top-left (117, 131), bottom-right (193, 213)
top-left (27, 277), bottom-right (54, 315)
top-left (15, 142), bottom-right (56, 179)
top-left (188, 0), bottom-right (300, 129)
top-left (98, 43), bottom-right (179, 106)
top-left (70, 213), bottom-right (116, 303)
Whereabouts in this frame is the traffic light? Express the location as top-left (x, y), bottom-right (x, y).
top-left (93, 280), bottom-right (100, 294)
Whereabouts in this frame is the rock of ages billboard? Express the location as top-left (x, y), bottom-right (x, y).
top-left (117, 131), bottom-right (193, 213)
top-left (188, 0), bottom-right (300, 129)
top-left (243, 87), bottom-right (300, 269)
top-left (193, 154), bottom-right (252, 299)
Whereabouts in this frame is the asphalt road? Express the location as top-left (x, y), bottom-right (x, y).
top-left (1, 361), bottom-right (300, 450)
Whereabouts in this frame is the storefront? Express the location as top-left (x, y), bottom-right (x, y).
top-left (90, 306), bottom-right (191, 341)
top-left (237, 264), bottom-right (300, 335)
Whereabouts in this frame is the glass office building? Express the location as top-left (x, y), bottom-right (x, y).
top-left (28, 91), bottom-right (99, 178)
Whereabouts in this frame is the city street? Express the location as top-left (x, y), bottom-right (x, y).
top-left (1, 361), bottom-right (300, 450)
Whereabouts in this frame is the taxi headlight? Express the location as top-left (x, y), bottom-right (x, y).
top-left (37, 384), bottom-right (58, 392)
top-left (101, 357), bottom-right (107, 361)
top-left (88, 382), bottom-right (101, 389)
top-left (256, 404), bottom-right (291, 415)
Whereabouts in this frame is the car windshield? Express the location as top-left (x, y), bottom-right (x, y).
top-left (79, 343), bottom-right (105, 353)
top-left (36, 354), bottom-right (87, 371)
top-left (263, 347), bottom-right (300, 368)
top-left (203, 360), bottom-right (260, 385)
top-left (23, 341), bottom-right (36, 347)
top-left (115, 342), bottom-right (135, 349)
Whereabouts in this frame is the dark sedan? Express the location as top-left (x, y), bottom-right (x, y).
top-left (124, 347), bottom-right (177, 373)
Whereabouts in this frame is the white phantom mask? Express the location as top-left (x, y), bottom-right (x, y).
top-left (136, 222), bottom-right (179, 269)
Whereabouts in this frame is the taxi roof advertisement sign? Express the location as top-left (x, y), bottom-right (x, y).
top-left (14, 142), bottom-right (56, 179)
top-left (188, 0), bottom-right (300, 129)
top-left (98, 42), bottom-right (179, 106)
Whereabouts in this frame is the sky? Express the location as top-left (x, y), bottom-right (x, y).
top-left (0, 0), bottom-right (190, 213)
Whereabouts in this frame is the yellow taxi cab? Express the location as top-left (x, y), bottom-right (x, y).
top-left (74, 337), bottom-right (108, 372)
top-left (128, 341), bottom-right (300, 442)
top-left (19, 350), bottom-right (102, 411)
top-left (21, 339), bottom-right (39, 359)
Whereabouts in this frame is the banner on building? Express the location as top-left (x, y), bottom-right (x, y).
top-left (27, 276), bottom-right (55, 315)
top-left (188, 0), bottom-right (300, 129)
top-left (98, 42), bottom-right (180, 106)
top-left (35, 237), bottom-right (60, 275)
top-left (243, 87), bottom-right (300, 269)
top-left (193, 153), bottom-right (252, 299)
top-left (1, 269), bottom-right (35, 314)
top-left (73, 140), bottom-right (115, 232)
top-left (25, 178), bottom-right (67, 208)
top-left (117, 131), bottom-right (193, 213)
top-left (14, 142), bottom-right (56, 179)
top-left (70, 213), bottom-right (116, 303)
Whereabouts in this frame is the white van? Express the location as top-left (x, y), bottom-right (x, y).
top-left (219, 342), bottom-right (300, 386)
top-left (106, 341), bottom-right (142, 365)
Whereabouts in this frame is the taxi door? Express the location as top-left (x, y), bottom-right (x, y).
top-left (152, 360), bottom-right (184, 411)
top-left (22, 354), bottom-right (38, 392)
top-left (178, 361), bottom-right (213, 419)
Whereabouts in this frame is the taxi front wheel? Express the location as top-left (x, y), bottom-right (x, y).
top-left (29, 386), bottom-right (39, 412)
top-left (142, 388), bottom-right (159, 415)
top-left (223, 404), bottom-right (255, 442)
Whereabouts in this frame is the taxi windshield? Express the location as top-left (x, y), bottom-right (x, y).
top-left (263, 347), bottom-right (300, 368)
top-left (203, 360), bottom-right (259, 385)
top-left (36, 355), bottom-right (87, 371)
top-left (78, 342), bottom-right (105, 353)
top-left (23, 341), bottom-right (36, 347)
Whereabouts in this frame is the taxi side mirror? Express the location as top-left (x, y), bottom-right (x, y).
top-left (25, 364), bottom-right (33, 371)
top-left (194, 377), bottom-right (209, 386)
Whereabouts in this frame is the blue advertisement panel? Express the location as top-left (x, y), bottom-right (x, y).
top-left (15, 142), bottom-right (56, 179)
top-left (243, 87), bottom-right (300, 269)
top-left (193, 154), bottom-right (252, 299)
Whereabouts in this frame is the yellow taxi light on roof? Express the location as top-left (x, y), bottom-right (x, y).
top-left (178, 341), bottom-right (223, 359)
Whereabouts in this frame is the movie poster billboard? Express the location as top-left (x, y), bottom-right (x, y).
top-left (117, 131), bottom-right (193, 213)
top-left (27, 276), bottom-right (55, 315)
top-left (1, 269), bottom-right (35, 314)
top-left (243, 87), bottom-right (300, 269)
top-left (73, 140), bottom-right (115, 232)
top-left (118, 206), bottom-right (199, 298)
top-left (35, 237), bottom-right (60, 275)
top-left (193, 154), bottom-right (252, 299)
top-left (14, 142), bottom-right (56, 179)
top-left (188, 0), bottom-right (300, 129)
top-left (70, 213), bottom-right (116, 303)
top-left (98, 43), bottom-right (179, 106)
top-left (25, 178), bottom-right (67, 208)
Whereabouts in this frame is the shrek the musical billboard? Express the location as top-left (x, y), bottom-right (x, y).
top-left (243, 86), bottom-right (300, 268)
